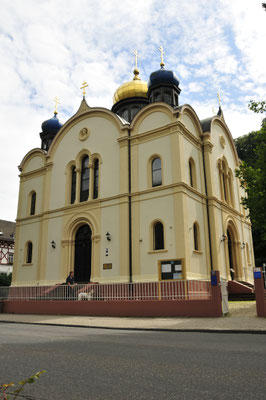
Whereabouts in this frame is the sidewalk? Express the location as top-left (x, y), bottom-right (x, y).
top-left (1, 301), bottom-right (265, 333)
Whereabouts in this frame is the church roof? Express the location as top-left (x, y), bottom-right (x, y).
top-left (200, 107), bottom-right (225, 132)
top-left (0, 220), bottom-right (16, 242)
top-left (200, 116), bottom-right (215, 133)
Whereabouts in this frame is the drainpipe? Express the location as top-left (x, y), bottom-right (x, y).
top-left (202, 142), bottom-right (213, 271)
top-left (128, 129), bottom-right (133, 282)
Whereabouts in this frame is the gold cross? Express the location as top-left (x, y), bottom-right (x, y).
top-left (217, 92), bottom-right (222, 107)
top-left (158, 45), bottom-right (165, 66)
top-left (80, 81), bottom-right (88, 97)
top-left (53, 96), bottom-right (60, 114)
top-left (133, 50), bottom-right (139, 69)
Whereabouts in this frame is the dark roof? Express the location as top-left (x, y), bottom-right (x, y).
top-left (200, 107), bottom-right (224, 132)
top-left (148, 66), bottom-right (180, 89)
top-left (200, 117), bottom-right (214, 133)
top-left (41, 113), bottom-right (63, 134)
top-left (0, 219), bottom-right (16, 242)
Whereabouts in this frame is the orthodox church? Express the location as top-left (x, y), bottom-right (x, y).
top-left (12, 50), bottom-right (255, 287)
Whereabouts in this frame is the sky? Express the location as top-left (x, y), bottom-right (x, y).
top-left (0, 0), bottom-right (265, 222)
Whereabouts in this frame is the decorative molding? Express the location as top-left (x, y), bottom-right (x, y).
top-left (79, 127), bottom-right (90, 141)
top-left (92, 234), bottom-right (101, 243)
top-left (219, 134), bottom-right (226, 148)
top-left (61, 239), bottom-right (74, 247)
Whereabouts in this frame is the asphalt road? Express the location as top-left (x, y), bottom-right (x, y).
top-left (0, 323), bottom-right (266, 400)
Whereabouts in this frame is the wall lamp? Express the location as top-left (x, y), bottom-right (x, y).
top-left (51, 240), bottom-right (56, 249)
top-left (221, 234), bottom-right (226, 242)
top-left (106, 232), bottom-right (111, 241)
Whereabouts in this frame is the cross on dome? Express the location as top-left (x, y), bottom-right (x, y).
top-left (53, 96), bottom-right (60, 115)
top-left (158, 46), bottom-right (165, 67)
top-left (80, 81), bottom-right (88, 98)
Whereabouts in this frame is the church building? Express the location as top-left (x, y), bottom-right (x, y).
top-left (12, 50), bottom-right (255, 286)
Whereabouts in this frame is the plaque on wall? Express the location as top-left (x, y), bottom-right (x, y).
top-left (103, 263), bottom-right (112, 270)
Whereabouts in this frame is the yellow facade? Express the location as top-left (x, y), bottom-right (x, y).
top-left (12, 99), bottom-right (255, 286)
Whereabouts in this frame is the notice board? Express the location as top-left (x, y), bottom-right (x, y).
top-left (160, 259), bottom-right (183, 280)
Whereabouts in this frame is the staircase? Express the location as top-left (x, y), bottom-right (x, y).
top-left (228, 280), bottom-right (255, 301)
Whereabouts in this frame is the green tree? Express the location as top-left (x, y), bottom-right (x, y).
top-left (248, 100), bottom-right (266, 114)
top-left (235, 121), bottom-right (266, 265)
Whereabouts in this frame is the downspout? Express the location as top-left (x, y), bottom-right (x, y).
top-left (128, 129), bottom-right (133, 282)
top-left (202, 140), bottom-right (213, 271)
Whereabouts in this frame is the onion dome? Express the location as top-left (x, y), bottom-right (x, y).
top-left (41, 113), bottom-right (63, 134)
top-left (148, 66), bottom-right (180, 90)
top-left (111, 67), bottom-right (149, 123)
top-left (147, 52), bottom-right (181, 108)
top-left (113, 68), bottom-right (148, 104)
top-left (40, 112), bottom-right (63, 151)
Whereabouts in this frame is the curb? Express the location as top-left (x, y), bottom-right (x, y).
top-left (1, 320), bottom-right (266, 334)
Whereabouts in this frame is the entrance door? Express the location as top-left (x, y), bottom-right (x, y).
top-left (74, 224), bottom-right (92, 283)
top-left (227, 229), bottom-right (235, 280)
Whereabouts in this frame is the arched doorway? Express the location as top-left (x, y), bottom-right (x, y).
top-left (227, 229), bottom-right (235, 280)
top-left (74, 224), bottom-right (92, 283)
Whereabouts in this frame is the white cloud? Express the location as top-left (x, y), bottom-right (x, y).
top-left (188, 82), bottom-right (205, 93)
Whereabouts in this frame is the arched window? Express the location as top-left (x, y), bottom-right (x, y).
top-left (222, 161), bottom-right (228, 202)
top-left (218, 158), bottom-right (231, 204)
top-left (26, 242), bottom-right (33, 264)
top-left (70, 166), bottom-right (76, 204)
top-left (93, 159), bottom-right (99, 199)
top-left (229, 170), bottom-right (235, 207)
top-left (193, 223), bottom-right (200, 251)
top-left (80, 155), bottom-right (90, 202)
top-left (152, 157), bottom-right (162, 187)
top-left (189, 158), bottom-right (197, 189)
top-left (30, 192), bottom-right (36, 215)
top-left (153, 221), bottom-right (164, 250)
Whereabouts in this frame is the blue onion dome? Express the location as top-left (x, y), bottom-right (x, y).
top-left (41, 113), bottom-right (63, 134)
top-left (148, 65), bottom-right (180, 89)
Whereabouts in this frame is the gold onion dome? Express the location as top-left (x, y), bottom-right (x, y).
top-left (113, 68), bottom-right (148, 104)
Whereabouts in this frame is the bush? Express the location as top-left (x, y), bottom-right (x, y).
top-left (0, 273), bottom-right (12, 286)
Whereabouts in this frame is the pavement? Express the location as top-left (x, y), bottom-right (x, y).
top-left (0, 301), bottom-right (266, 333)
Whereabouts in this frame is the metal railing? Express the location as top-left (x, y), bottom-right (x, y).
top-left (0, 280), bottom-right (211, 302)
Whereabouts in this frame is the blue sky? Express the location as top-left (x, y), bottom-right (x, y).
top-left (0, 0), bottom-right (265, 221)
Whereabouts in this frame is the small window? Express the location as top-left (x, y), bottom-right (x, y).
top-left (193, 223), bottom-right (199, 251)
top-left (122, 109), bottom-right (129, 121)
top-left (154, 92), bottom-right (161, 102)
top-left (8, 253), bottom-right (14, 264)
top-left (26, 242), bottom-right (33, 264)
top-left (164, 90), bottom-right (171, 104)
top-left (153, 222), bottom-right (164, 250)
top-left (152, 158), bottom-right (162, 187)
top-left (132, 106), bottom-right (139, 119)
top-left (30, 192), bottom-right (36, 215)
top-left (189, 158), bottom-right (197, 189)
top-left (70, 166), bottom-right (76, 204)
top-left (93, 159), bottom-right (99, 199)
top-left (80, 155), bottom-right (90, 202)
